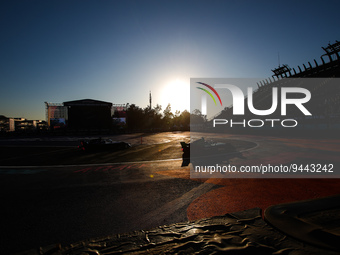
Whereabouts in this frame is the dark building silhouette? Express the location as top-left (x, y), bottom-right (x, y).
top-left (270, 41), bottom-right (340, 79)
top-left (63, 99), bottom-right (113, 130)
top-left (208, 40), bottom-right (340, 132)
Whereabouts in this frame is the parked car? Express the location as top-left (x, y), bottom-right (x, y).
top-left (79, 138), bottom-right (131, 152)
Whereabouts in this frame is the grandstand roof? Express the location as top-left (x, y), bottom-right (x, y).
top-left (63, 99), bottom-right (113, 107)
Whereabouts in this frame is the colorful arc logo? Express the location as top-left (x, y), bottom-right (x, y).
top-left (196, 82), bottom-right (223, 106)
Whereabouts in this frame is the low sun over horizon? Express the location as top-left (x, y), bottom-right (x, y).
top-left (160, 79), bottom-right (190, 114)
top-left (1, 1), bottom-right (339, 120)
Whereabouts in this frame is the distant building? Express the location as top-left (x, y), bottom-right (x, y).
top-left (0, 115), bottom-right (47, 132)
top-left (14, 118), bottom-right (37, 131)
top-left (45, 102), bottom-right (68, 130)
top-left (63, 99), bottom-right (113, 130)
top-left (112, 104), bottom-right (128, 126)
top-left (45, 99), bottom-right (128, 130)
top-left (0, 115), bottom-right (15, 132)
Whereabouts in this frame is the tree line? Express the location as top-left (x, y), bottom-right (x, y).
top-left (113, 103), bottom-right (192, 132)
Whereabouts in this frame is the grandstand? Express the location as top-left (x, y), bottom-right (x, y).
top-left (212, 41), bottom-right (340, 132)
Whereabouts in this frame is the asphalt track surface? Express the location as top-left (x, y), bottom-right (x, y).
top-left (0, 131), bottom-right (340, 254)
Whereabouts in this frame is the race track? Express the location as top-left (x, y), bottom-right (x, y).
top-left (0, 131), bottom-right (339, 253)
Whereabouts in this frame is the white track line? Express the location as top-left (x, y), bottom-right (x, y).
top-left (0, 140), bottom-right (260, 169)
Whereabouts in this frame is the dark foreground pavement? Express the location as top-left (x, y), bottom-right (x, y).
top-left (16, 195), bottom-right (340, 255)
top-left (1, 132), bottom-right (340, 254)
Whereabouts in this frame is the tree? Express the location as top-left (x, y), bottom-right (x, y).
top-left (154, 104), bottom-right (162, 114)
top-left (152, 104), bottom-right (163, 130)
top-left (125, 102), bottom-right (190, 132)
top-left (179, 110), bottom-right (190, 130)
top-left (191, 109), bottom-right (206, 125)
top-left (126, 104), bottom-right (144, 131)
top-left (162, 104), bottom-right (173, 129)
top-left (163, 104), bottom-right (173, 119)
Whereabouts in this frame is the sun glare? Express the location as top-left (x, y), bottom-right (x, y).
top-left (160, 79), bottom-right (190, 114)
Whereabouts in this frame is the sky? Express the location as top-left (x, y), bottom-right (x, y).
top-left (1, 0), bottom-right (339, 120)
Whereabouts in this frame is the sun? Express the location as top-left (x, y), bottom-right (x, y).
top-left (160, 79), bottom-right (190, 114)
